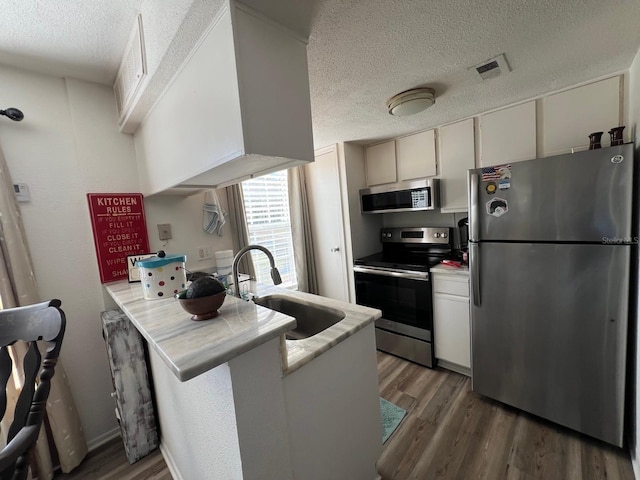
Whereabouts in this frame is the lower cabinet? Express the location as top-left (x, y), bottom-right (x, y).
top-left (432, 270), bottom-right (470, 375)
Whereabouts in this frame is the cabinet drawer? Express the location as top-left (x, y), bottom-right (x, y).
top-left (433, 275), bottom-right (469, 297)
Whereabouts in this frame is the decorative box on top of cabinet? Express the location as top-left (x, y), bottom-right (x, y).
top-left (431, 265), bottom-right (470, 376)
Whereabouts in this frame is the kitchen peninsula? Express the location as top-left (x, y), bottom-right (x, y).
top-left (105, 280), bottom-right (382, 480)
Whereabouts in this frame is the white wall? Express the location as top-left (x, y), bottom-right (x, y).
top-left (628, 48), bottom-right (640, 480)
top-left (143, 192), bottom-right (235, 273)
top-left (282, 324), bottom-right (381, 480)
top-left (148, 349), bottom-right (243, 480)
top-left (0, 66), bottom-right (138, 445)
top-left (0, 63), bottom-right (239, 449)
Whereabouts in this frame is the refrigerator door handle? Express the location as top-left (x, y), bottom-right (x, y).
top-left (469, 172), bottom-right (479, 241)
top-left (470, 242), bottom-right (480, 306)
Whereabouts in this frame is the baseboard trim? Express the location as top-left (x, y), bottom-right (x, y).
top-left (436, 359), bottom-right (471, 377)
top-left (87, 427), bottom-right (121, 452)
top-left (159, 442), bottom-right (184, 480)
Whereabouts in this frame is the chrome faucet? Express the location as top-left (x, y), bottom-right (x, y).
top-left (231, 245), bottom-right (282, 298)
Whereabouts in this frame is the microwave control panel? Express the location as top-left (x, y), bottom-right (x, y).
top-left (411, 189), bottom-right (428, 208)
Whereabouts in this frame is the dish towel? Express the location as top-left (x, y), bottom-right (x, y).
top-left (203, 189), bottom-right (227, 236)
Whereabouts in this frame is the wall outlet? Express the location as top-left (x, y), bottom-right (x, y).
top-left (158, 224), bottom-right (172, 241)
top-left (197, 246), bottom-right (212, 261)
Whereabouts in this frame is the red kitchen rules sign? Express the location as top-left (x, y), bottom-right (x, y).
top-left (87, 193), bottom-right (150, 283)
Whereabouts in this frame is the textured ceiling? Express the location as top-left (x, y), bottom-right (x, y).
top-left (307, 0), bottom-right (640, 147)
top-left (0, 0), bottom-right (639, 150)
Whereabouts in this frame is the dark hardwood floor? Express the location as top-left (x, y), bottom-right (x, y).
top-left (54, 438), bottom-right (171, 480)
top-left (55, 352), bottom-right (635, 479)
top-left (376, 351), bottom-right (635, 480)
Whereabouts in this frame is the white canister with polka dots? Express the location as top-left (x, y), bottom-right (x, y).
top-left (137, 253), bottom-right (187, 300)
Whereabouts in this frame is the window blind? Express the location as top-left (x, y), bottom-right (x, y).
top-left (241, 171), bottom-right (297, 288)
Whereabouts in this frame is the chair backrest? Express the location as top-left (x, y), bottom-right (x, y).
top-left (0, 299), bottom-right (65, 480)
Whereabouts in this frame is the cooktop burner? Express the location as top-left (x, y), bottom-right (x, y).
top-left (354, 253), bottom-right (441, 272)
top-left (355, 226), bottom-right (453, 272)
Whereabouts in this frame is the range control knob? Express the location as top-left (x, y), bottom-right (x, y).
top-left (434, 232), bottom-right (441, 238)
top-left (442, 232), bottom-right (448, 238)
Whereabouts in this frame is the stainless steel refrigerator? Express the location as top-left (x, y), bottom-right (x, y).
top-left (468, 143), bottom-right (634, 447)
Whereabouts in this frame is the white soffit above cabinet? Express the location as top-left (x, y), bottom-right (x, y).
top-left (134, 2), bottom-right (314, 196)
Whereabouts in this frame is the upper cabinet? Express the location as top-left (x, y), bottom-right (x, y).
top-left (396, 130), bottom-right (437, 181)
top-left (541, 76), bottom-right (622, 157)
top-left (365, 140), bottom-right (397, 186)
top-left (478, 101), bottom-right (536, 167)
top-left (365, 130), bottom-right (437, 187)
top-left (134, 3), bottom-right (314, 196)
top-left (438, 119), bottom-right (475, 213)
top-left (359, 75), bottom-right (623, 209)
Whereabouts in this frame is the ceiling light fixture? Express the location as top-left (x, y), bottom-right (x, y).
top-left (386, 88), bottom-right (435, 116)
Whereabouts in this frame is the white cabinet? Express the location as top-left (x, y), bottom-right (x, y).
top-left (134, 3), bottom-right (314, 196)
top-left (437, 119), bottom-right (475, 212)
top-left (396, 130), bottom-right (437, 180)
top-left (365, 130), bottom-right (437, 187)
top-left (432, 267), bottom-right (470, 376)
top-left (478, 101), bottom-right (536, 166)
top-left (364, 140), bottom-right (396, 186)
top-left (541, 76), bottom-right (622, 156)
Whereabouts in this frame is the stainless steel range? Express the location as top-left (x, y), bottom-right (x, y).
top-left (353, 227), bottom-right (452, 367)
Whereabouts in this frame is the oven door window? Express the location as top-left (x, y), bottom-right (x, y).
top-left (355, 271), bottom-right (432, 330)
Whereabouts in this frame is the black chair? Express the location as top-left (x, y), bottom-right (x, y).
top-left (0, 300), bottom-right (65, 480)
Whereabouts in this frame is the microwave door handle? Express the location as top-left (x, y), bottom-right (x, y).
top-left (469, 172), bottom-right (479, 241)
top-left (470, 242), bottom-right (480, 306)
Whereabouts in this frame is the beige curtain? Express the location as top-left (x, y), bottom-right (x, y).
top-left (287, 167), bottom-right (318, 294)
top-left (0, 146), bottom-right (87, 478)
top-left (224, 184), bottom-right (256, 278)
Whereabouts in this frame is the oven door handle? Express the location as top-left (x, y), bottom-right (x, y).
top-left (353, 266), bottom-right (430, 281)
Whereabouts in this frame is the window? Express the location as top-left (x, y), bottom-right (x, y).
top-left (241, 171), bottom-right (297, 288)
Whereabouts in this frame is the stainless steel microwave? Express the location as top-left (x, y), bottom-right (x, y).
top-left (360, 179), bottom-right (439, 214)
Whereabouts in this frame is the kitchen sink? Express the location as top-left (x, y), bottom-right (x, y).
top-left (253, 294), bottom-right (345, 340)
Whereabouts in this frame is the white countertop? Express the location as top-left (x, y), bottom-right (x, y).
top-left (431, 263), bottom-right (470, 276)
top-left (105, 280), bottom-right (381, 381)
top-left (245, 282), bottom-right (382, 374)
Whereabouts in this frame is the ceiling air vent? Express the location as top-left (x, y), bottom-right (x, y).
top-left (473, 54), bottom-right (510, 80)
top-left (114, 14), bottom-right (147, 120)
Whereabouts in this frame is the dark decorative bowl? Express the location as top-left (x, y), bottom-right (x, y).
top-left (176, 290), bottom-right (227, 321)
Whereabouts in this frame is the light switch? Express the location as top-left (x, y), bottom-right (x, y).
top-left (157, 224), bottom-right (172, 241)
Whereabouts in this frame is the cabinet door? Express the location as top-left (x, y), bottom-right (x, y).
top-left (433, 293), bottom-right (471, 369)
top-left (365, 140), bottom-right (396, 186)
top-left (542, 76), bottom-right (621, 156)
top-left (438, 119), bottom-right (475, 212)
top-left (478, 101), bottom-right (536, 166)
top-left (396, 130), bottom-right (437, 180)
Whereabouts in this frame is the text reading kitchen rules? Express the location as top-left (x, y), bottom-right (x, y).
top-left (87, 193), bottom-right (150, 283)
